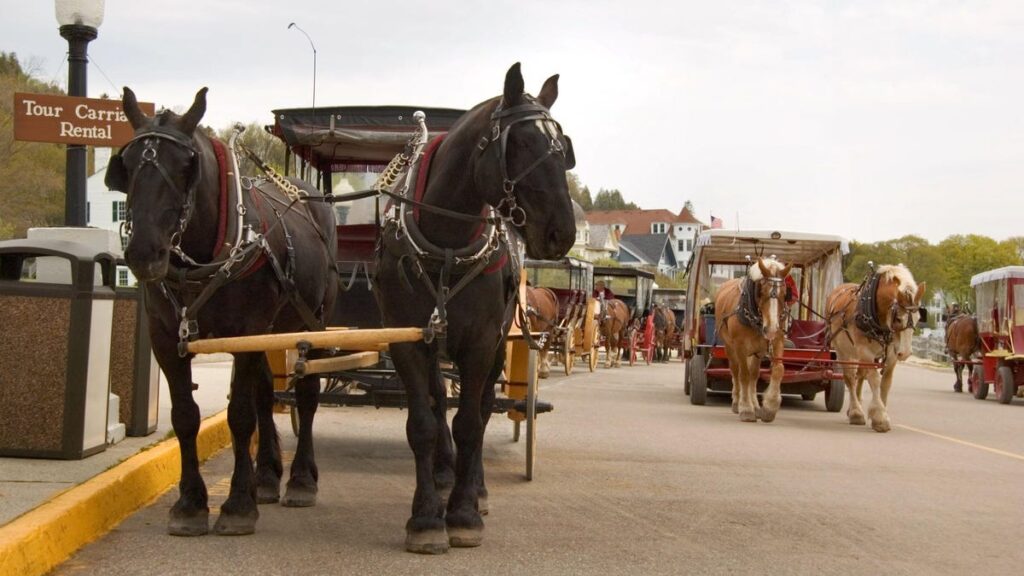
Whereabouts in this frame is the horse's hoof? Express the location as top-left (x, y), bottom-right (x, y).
top-left (282, 482), bottom-right (317, 508)
top-left (731, 403), bottom-right (739, 414)
top-left (212, 511), bottom-right (258, 536)
top-left (168, 511), bottom-right (209, 537)
top-left (256, 484), bottom-right (280, 505)
top-left (871, 420), bottom-right (891, 433)
top-left (848, 413), bottom-right (866, 426)
top-left (478, 494), bottom-right (489, 516)
top-left (406, 529), bottom-right (449, 554)
top-left (760, 410), bottom-right (778, 423)
top-left (739, 410), bottom-right (757, 423)
top-left (953, 383), bottom-right (963, 393)
top-left (448, 526), bottom-right (484, 548)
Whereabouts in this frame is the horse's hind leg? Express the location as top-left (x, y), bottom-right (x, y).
top-left (866, 362), bottom-right (892, 432)
top-left (728, 358), bottom-right (740, 414)
top-left (254, 373), bottom-right (283, 504)
top-left (760, 340), bottom-right (785, 423)
top-left (473, 349), bottom-right (504, 517)
top-left (282, 372), bottom-right (319, 507)
top-left (156, 344), bottom-right (209, 536)
top-left (953, 359), bottom-right (964, 392)
top-left (213, 352), bottom-right (262, 535)
top-left (432, 359), bottom-right (455, 498)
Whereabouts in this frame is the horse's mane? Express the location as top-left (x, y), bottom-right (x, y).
top-left (877, 264), bottom-right (918, 297)
top-left (748, 258), bottom-right (787, 281)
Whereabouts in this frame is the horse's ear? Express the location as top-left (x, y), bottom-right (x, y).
top-left (915, 281), bottom-right (927, 303)
top-left (537, 74), bottom-right (559, 109)
top-left (122, 87), bottom-right (146, 129)
top-left (503, 63), bottom-right (524, 106)
top-left (105, 154), bottom-right (128, 192)
top-left (757, 258), bottom-right (770, 279)
top-left (780, 263), bottom-right (793, 278)
top-left (179, 87), bottom-right (208, 134)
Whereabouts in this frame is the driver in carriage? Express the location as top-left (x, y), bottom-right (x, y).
top-left (594, 279), bottom-right (615, 301)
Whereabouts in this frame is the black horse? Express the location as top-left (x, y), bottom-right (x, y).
top-left (105, 88), bottom-right (337, 536)
top-left (375, 63), bottom-right (576, 553)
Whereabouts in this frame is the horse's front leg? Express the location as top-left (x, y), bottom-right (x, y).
top-left (760, 339), bottom-right (785, 423)
top-left (473, 348), bottom-right (504, 517)
top-left (392, 342), bottom-right (447, 554)
top-left (952, 359), bottom-right (964, 393)
top-left (447, 344), bottom-right (498, 548)
top-left (737, 354), bottom-right (759, 422)
top-left (282, 372), bottom-right (319, 507)
top-left (213, 352), bottom-right (262, 535)
top-left (432, 359), bottom-right (455, 499)
top-left (728, 358), bottom-right (740, 414)
top-left (154, 342), bottom-right (209, 536)
top-left (253, 372), bottom-right (282, 504)
top-left (843, 366), bottom-right (866, 425)
top-left (865, 361), bottom-right (892, 433)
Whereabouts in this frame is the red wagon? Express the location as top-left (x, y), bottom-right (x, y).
top-left (967, 266), bottom-right (1024, 404)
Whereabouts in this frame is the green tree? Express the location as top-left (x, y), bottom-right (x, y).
top-left (215, 122), bottom-right (285, 178)
top-left (0, 52), bottom-right (67, 239)
top-left (567, 172), bottom-right (592, 210)
top-left (592, 188), bottom-right (638, 211)
top-left (937, 234), bottom-right (1021, 305)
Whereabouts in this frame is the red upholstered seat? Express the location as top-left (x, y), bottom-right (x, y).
top-left (788, 319), bottom-right (827, 349)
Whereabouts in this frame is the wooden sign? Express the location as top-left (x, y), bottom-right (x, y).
top-left (13, 92), bottom-right (155, 147)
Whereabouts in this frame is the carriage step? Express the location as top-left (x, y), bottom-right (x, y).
top-left (512, 400), bottom-right (554, 414)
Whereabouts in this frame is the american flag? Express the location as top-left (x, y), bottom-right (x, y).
top-left (710, 214), bottom-right (723, 229)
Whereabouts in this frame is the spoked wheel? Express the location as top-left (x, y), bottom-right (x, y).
top-left (996, 364), bottom-right (1016, 404)
top-left (967, 364), bottom-right (982, 395)
top-left (588, 346), bottom-right (598, 372)
top-left (563, 331), bottom-right (575, 376)
top-left (628, 331), bottom-right (639, 366)
top-left (824, 380), bottom-right (844, 412)
top-left (688, 355), bottom-right (707, 405)
top-left (644, 342), bottom-right (654, 365)
top-left (973, 365), bottom-right (989, 400)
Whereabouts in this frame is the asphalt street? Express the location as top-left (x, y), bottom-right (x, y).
top-left (55, 358), bottom-right (1024, 576)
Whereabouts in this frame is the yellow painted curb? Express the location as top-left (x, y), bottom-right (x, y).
top-left (0, 411), bottom-right (231, 576)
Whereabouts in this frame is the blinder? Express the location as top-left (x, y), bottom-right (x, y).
top-left (105, 153), bottom-right (129, 192)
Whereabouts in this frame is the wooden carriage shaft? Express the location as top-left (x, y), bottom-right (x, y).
top-left (186, 327), bottom-right (423, 354)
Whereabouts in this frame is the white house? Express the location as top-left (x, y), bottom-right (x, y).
top-left (87, 148), bottom-right (134, 287)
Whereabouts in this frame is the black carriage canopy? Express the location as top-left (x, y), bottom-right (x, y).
top-left (270, 105), bottom-right (467, 174)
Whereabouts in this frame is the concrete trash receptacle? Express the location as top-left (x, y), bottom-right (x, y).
top-left (0, 238), bottom-right (117, 459)
top-left (110, 281), bottom-right (159, 436)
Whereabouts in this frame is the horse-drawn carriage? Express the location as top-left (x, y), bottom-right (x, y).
top-left (652, 287), bottom-right (686, 360)
top-left (524, 257), bottom-right (600, 374)
top-left (966, 266), bottom-right (1024, 404)
top-left (682, 229), bottom-right (848, 411)
top-left (106, 63), bottom-right (579, 552)
top-left (592, 266), bottom-right (656, 365)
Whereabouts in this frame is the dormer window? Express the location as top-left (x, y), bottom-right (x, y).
top-left (652, 222), bottom-right (667, 234)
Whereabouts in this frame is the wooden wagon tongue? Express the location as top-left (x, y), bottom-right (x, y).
top-left (186, 327), bottom-right (423, 355)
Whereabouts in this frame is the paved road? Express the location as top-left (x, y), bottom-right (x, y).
top-left (57, 359), bottom-right (1024, 575)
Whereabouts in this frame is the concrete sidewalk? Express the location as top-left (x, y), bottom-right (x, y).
top-left (0, 356), bottom-right (233, 526)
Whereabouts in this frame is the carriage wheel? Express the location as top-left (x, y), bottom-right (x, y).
top-left (688, 355), bottom-right (708, 405)
top-left (290, 405), bottom-right (300, 437)
top-left (563, 331), bottom-right (575, 376)
top-left (996, 365), bottom-right (1016, 404)
top-left (973, 365), bottom-right (989, 400)
top-left (628, 332), bottom-right (639, 366)
top-left (588, 346), bottom-right (599, 372)
top-left (967, 364), bottom-right (982, 395)
top-left (824, 380), bottom-right (844, 412)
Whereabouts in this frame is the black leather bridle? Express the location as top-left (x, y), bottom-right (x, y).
top-left (477, 95), bottom-right (575, 226)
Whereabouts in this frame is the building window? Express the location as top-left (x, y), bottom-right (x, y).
top-left (121, 235), bottom-right (129, 250)
top-left (112, 201), bottom-right (126, 222)
top-left (86, 202), bottom-right (91, 223)
top-left (677, 239), bottom-right (685, 252)
top-left (118, 268), bottom-right (129, 287)
top-left (686, 239), bottom-right (693, 251)
top-left (652, 222), bottom-right (667, 234)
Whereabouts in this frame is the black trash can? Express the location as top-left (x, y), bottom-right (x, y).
top-left (110, 278), bottom-right (159, 437)
top-left (0, 239), bottom-right (117, 459)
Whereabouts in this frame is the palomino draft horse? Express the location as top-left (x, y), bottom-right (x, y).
top-left (105, 88), bottom-right (337, 535)
top-left (826, 264), bottom-right (925, 432)
top-left (945, 314), bottom-right (980, 393)
top-left (599, 299), bottom-right (630, 368)
top-left (653, 304), bottom-right (676, 362)
top-left (714, 258), bottom-right (793, 423)
top-left (525, 285), bottom-right (560, 377)
top-left (374, 63), bottom-right (576, 553)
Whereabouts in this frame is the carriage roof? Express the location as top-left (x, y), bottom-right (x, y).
top-left (970, 266), bottom-right (1024, 287)
top-left (691, 229), bottom-right (848, 267)
top-left (524, 257), bottom-right (594, 292)
top-left (270, 105), bottom-right (467, 171)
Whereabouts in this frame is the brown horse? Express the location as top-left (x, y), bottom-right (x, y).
top-left (525, 285), bottom-right (560, 377)
top-left (653, 305), bottom-right (676, 362)
top-left (599, 298), bottom-right (630, 368)
top-left (715, 258), bottom-right (793, 422)
top-left (826, 264), bottom-right (925, 432)
top-left (945, 314), bottom-right (980, 392)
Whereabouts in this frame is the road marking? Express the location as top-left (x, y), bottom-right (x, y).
top-left (897, 424), bottom-right (1024, 462)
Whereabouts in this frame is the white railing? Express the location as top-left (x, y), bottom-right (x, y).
top-left (912, 334), bottom-right (949, 363)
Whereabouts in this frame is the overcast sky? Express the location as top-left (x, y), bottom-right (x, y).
top-left (4, 1), bottom-right (1023, 244)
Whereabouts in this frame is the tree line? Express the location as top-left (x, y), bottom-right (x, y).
top-left (844, 234), bottom-right (1023, 308)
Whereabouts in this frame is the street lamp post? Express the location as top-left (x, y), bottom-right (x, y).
top-left (55, 0), bottom-right (105, 227)
top-left (287, 22), bottom-right (317, 111)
